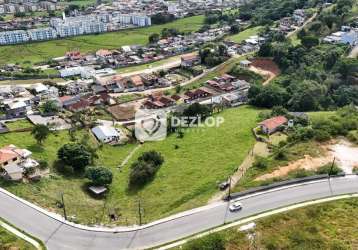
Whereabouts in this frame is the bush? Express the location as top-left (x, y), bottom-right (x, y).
top-left (274, 148), bottom-right (287, 160)
top-left (316, 163), bottom-right (341, 175)
top-left (129, 151), bottom-right (164, 187)
top-left (347, 130), bottom-right (358, 143)
top-left (85, 167), bottom-right (113, 186)
top-left (138, 151), bottom-right (164, 166)
top-left (253, 156), bottom-right (269, 169)
top-left (313, 130), bottom-right (331, 142)
top-left (353, 166), bottom-right (358, 174)
top-left (38, 160), bottom-right (49, 170)
top-left (183, 233), bottom-right (225, 250)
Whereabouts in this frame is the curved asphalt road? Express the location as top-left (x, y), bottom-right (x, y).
top-left (0, 176), bottom-right (357, 250)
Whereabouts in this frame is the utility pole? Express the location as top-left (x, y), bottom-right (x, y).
top-left (60, 192), bottom-right (67, 220)
top-left (329, 157), bottom-right (336, 177)
top-left (228, 176), bottom-right (232, 200)
top-left (138, 198), bottom-right (142, 226)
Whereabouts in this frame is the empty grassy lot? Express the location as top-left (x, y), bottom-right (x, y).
top-left (0, 106), bottom-right (260, 225)
top-left (226, 26), bottom-right (264, 43)
top-left (0, 15), bottom-right (204, 65)
top-left (181, 198), bottom-right (358, 250)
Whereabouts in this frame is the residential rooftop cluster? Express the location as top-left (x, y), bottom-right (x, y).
top-left (323, 26), bottom-right (358, 46)
top-left (0, 0), bottom-right (56, 15)
top-left (55, 27), bottom-right (228, 76)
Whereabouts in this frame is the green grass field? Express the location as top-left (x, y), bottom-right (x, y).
top-left (227, 26), bottom-right (264, 43)
top-left (0, 219), bottom-right (36, 250)
top-left (116, 54), bottom-right (183, 75)
top-left (0, 106), bottom-right (260, 225)
top-left (4, 119), bottom-right (33, 131)
top-left (0, 15), bottom-right (204, 65)
top-left (180, 198), bottom-right (358, 250)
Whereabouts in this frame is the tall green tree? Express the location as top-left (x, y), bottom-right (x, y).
top-left (58, 143), bottom-right (92, 171)
top-left (31, 124), bottom-right (50, 145)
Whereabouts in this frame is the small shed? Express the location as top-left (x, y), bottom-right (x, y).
top-left (88, 186), bottom-right (107, 196)
top-left (240, 60), bottom-right (252, 68)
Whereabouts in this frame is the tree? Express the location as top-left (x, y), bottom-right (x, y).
top-left (301, 36), bottom-right (319, 48)
top-left (58, 143), bottom-right (91, 171)
top-left (230, 24), bottom-right (240, 34)
top-left (129, 151), bottom-right (164, 187)
top-left (148, 33), bottom-right (160, 44)
top-left (182, 103), bottom-right (211, 122)
top-left (175, 85), bottom-right (182, 94)
top-left (138, 151), bottom-right (164, 166)
top-left (42, 100), bottom-right (59, 114)
top-left (31, 124), bottom-right (50, 145)
top-left (85, 167), bottom-right (113, 186)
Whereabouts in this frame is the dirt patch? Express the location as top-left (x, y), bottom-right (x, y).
top-left (255, 154), bottom-right (332, 181)
top-left (250, 58), bottom-right (280, 75)
top-left (248, 58), bottom-right (280, 86)
top-left (329, 140), bottom-right (358, 173)
top-left (255, 139), bottom-right (358, 181)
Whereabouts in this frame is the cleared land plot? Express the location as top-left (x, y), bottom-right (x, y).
top-left (180, 198), bottom-right (358, 250)
top-left (226, 26), bottom-right (263, 43)
top-left (0, 15), bottom-right (205, 65)
top-left (0, 106), bottom-right (260, 225)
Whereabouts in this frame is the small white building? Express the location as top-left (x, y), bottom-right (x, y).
top-left (92, 125), bottom-right (121, 144)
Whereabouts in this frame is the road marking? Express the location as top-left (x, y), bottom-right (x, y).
top-left (157, 193), bottom-right (358, 250)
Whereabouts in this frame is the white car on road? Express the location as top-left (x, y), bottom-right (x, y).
top-left (229, 201), bottom-right (243, 212)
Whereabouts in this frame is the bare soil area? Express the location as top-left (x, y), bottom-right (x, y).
top-left (256, 139), bottom-right (358, 181)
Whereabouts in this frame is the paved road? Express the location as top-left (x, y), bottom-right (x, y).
top-left (0, 176), bottom-right (357, 250)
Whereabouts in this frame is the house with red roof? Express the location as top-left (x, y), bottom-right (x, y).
top-left (259, 116), bottom-right (288, 135)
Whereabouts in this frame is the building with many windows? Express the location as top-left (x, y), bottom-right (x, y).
top-left (0, 30), bottom-right (29, 45)
top-left (28, 27), bottom-right (57, 41)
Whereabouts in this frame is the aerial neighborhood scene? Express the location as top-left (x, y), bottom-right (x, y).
top-left (0, 0), bottom-right (357, 249)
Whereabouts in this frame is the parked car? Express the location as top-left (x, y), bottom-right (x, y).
top-left (229, 201), bottom-right (243, 212)
top-left (219, 181), bottom-right (229, 190)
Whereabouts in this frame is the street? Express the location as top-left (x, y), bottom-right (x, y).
top-left (0, 176), bottom-right (357, 250)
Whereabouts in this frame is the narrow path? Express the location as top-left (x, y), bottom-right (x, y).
top-left (286, 12), bottom-right (318, 38)
top-left (118, 144), bottom-right (142, 168)
top-left (248, 66), bottom-right (277, 85)
top-left (208, 142), bottom-right (269, 203)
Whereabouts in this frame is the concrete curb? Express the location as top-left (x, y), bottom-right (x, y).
top-left (157, 193), bottom-right (358, 250)
top-left (0, 176), bottom-right (352, 233)
top-left (0, 219), bottom-right (43, 250)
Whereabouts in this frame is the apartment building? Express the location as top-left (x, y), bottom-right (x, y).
top-left (0, 30), bottom-right (29, 44)
top-left (28, 27), bottom-right (57, 41)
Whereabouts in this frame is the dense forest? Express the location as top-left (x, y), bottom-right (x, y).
top-left (248, 0), bottom-right (358, 111)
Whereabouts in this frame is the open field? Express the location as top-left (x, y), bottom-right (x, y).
top-left (180, 198), bottom-right (358, 250)
top-left (0, 78), bottom-right (64, 86)
top-left (226, 26), bottom-right (263, 43)
top-left (116, 54), bottom-right (184, 75)
top-left (0, 106), bottom-right (260, 225)
top-left (4, 119), bottom-right (33, 131)
top-left (0, 15), bottom-right (205, 65)
top-left (0, 219), bottom-right (36, 250)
